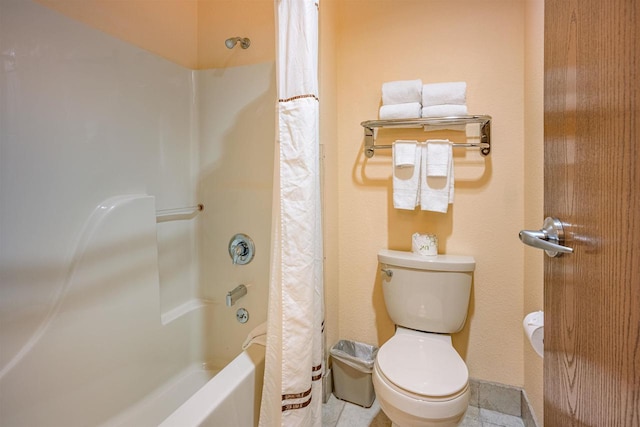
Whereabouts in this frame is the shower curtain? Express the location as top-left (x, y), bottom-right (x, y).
top-left (259, 0), bottom-right (324, 426)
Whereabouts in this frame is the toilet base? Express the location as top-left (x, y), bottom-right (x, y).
top-left (389, 419), bottom-right (465, 427)
top-left (389, 420), bottom-right (465, 427)
top-left (373, 363), bottom-right (469, 427)
top-left (378, 395), bottom-right (468, 427)
top-left (382, 404), bottom-right (466, 427)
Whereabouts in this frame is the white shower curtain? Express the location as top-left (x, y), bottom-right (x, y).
top-left (259, 0), bottom-right (324, 426)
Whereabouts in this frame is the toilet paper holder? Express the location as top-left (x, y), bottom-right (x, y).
top-left (523, 311), bottom-right (544, 358)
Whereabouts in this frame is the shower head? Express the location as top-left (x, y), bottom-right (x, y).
top-left (225, 37), bottom-right (251, 49)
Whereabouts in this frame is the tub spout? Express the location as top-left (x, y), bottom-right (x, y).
top-left (226, 284), bottom-right (247, 307)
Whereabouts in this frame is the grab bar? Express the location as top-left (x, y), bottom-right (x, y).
top-left (156, 204), bottom-right (204, 223)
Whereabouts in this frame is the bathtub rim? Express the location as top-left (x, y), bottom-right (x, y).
top-left (159, 344), bottom-right (265, 427)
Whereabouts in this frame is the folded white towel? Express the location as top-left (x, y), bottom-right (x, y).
top-left (426, 140), bottom-right (451, 177)
top-left (382, 79), bottom-right (422, 105)
top-left (393, 142), bottom-right (422, 210)
top-left (393, 140), bottom-right (418, 168)
top-left (422, 82), bottom-right (467, 107)
top-left (421, 104), bottom-right (468, 117)
top-left (420, 143), bottom-right (454, 213)
top-left (242, 321), bottom-right (267, 350)
top-left (380, 102), bottom-right (422, 120)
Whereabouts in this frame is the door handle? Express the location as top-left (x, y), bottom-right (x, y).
top-left (519, 217), bottom-right (573, 257)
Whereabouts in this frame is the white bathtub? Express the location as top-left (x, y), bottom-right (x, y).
top-left (160, 345), bottom-right (266, 427)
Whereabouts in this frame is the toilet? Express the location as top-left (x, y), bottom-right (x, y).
top-left (373, 249), bottom-right (475, 427)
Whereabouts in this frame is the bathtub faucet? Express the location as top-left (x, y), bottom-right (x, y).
top-left (226, 284), bottom-right (247, 307)
top-left (231, 240), bottom-right (250, 264)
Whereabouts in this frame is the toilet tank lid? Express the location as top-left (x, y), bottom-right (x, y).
top-left (378, 249), bottom-right (475, 272)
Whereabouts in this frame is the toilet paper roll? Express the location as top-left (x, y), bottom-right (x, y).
top-left (412, 233), bottom-right (438, 256)
top-left (523, 311), bottom-right (544, 358)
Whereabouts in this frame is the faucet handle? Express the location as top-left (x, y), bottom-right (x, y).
top-left (228, 234), bottom-right (255, 265)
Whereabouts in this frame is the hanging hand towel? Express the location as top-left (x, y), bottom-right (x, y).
top-left (426, 140), bottom-right (451, 177)
top-left (394, 140), bottom-right (419, 168)
top-left (380, 102), bottom-right (422, 120)
top-left (421, 104), bottom-right (468, 117)
top-left (393, 141), bottom-right (421, 210)
top-left (422, 81), bottom-right (467, 107)
top-left (420, 142), bottom-right (454, 213)
top-left (382, 79), bottom-right (422, 105)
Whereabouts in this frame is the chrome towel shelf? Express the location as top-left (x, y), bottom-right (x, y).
top-left (361, 115), bottom-right (492, 158)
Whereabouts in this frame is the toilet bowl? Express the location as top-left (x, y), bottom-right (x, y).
top-left (374, 250), bottom-right (475, 426)
top-left (372, 328), bottom-right (469, 427)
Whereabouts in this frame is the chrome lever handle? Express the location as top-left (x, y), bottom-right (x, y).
top-left (519, 217), bottom-right (574, 257)
top-left (380, 268), bottom-right (393, 278)
top-left (519, 229), bottom-right (573, 254)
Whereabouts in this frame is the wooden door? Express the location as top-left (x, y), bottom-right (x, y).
top-left (543, 0), bottom-right (640, 425)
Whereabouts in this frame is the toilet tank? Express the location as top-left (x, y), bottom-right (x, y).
top-left (378, 249), bottom-right (475, 334)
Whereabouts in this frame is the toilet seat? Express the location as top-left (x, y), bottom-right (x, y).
top-left (376, 331), bottom-right (468, 399)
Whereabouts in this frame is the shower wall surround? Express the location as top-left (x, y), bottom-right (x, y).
top-left (197, 63), bottom-right (275, 367)
top-left (0, 0), bottom-right (274, 425)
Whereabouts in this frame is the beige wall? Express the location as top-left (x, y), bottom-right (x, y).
top-left (36, 0), bottom-right (199, 68)
top-left (36, 0), bottom-right (274, 69)
top-left (335, 0), bottom-right (527, 386)
top-left (320, 0), bottom-right (341, 361)
top-left (524, 0), bottom-right (544, 421)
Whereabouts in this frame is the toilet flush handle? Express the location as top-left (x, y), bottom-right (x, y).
top-left (381, 268), bottom-right (393, 278)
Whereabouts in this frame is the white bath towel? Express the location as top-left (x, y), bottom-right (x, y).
top-left (393, 140), bottom-right (418, 168)
top-left (420, 143), bottom-right (454, 213)
top-left (426, 139), bottom-right (451, 177)
top-left (242, 321), bottom-right (267, 350)
top-left (422, 81), bottom-right (467, 107)
top-left (393, 142), bottom-right (422, 210)
top-left (382, 79), bottom-right (422, 105)
top-left (421, 104), bottom-right (468, 118)
top-left (379, 102), bottom-right (422, 120)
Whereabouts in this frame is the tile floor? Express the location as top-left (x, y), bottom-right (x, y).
top-left (322, 394), bottom-right (525, 427)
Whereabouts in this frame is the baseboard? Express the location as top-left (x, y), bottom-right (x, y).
top-left (322, 368), bottom-right (333, 404)
top-left (469, 378), bottom-right (540, 427)
top-left (521, 389), bottom-right (541, 427)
